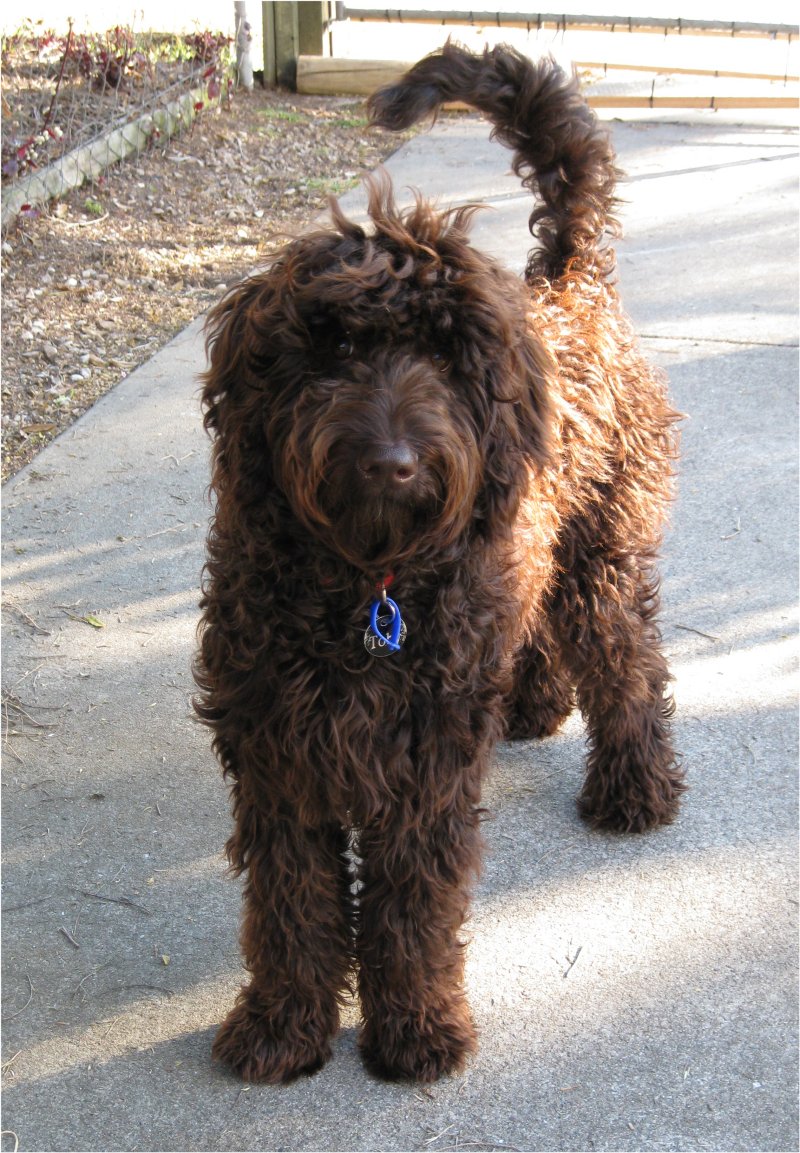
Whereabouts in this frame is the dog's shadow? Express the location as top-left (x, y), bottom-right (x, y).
top-left (478, 714), bottom-right (676, 902)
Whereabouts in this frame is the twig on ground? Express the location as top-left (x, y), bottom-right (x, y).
top-left (422, 1140), bottom-right (520, 1152)
top-left (3, 895), bottom-right (55, 913)
top-left (101, 1015), bottom-right (121, 1039)
top-left (59, 925), bottom-right (81, 949)
top-left (425, 1125), bottom-right (456, 1147)
top-left (563, 944), bottom-right (583, 979)
top-left (674, 623), bottom-right (721, 642)
top-left (96, 983), bottom-right (173, 999)
top-left (2, 692), bottom-right (60, 734)
top-left (73, 961), bottom-right (113, 1000)
top-left (6, 602), bottom-right (52, 635)
top-left (1, 1053), bottom-right (22, 1075)
top-left (75, 889), bottom-right (151, 914)
top-left (4, 974), bottom-right (34, 1019)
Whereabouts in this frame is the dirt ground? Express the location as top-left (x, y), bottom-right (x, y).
top-left (1, 85), bottom-right (413, 480)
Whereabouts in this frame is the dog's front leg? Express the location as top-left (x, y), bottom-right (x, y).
top-left (213, 811), bottom-right (353, 1083)
top-left (355, 779), bottom-right (482, 1082)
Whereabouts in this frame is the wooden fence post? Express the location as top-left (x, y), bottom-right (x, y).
top-left (262, 2), bottom-right (334, 88)
top-left (299, 2), bottom-right (335, 57)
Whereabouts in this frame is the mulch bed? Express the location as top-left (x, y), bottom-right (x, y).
top-left (2, 56), bottom-right (414, 480)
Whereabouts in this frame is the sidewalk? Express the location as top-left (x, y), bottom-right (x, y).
top-left (2, 101), bottom-right (798, 1152)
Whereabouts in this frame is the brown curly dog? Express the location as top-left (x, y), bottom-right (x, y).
top-left (194, 42), bottom-right (684, 1085)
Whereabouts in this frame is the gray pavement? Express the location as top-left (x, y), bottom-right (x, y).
top-left (2, 100), bottom-right (798, 1153)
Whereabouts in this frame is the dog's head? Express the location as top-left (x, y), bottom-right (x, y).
top-left (202, 176), bottom-right (553, 571)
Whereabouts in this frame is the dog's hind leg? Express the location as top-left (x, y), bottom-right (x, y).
top-left (212, 813), bottom-right (353, 1083)
top-left (555, 546), bottom-right (685, 832)
top-left (505, 619), bottom-right (574, 740)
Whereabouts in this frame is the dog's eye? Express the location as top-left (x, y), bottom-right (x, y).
top-left (431, 351), bottom-right (450, 372)
top-left (334, 336), bottom-right (354, 360)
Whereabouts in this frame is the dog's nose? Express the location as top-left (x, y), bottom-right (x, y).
top-left (358, 441), bottom-right (418, 489)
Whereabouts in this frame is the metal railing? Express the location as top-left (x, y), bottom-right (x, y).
top-left (341, 9), bottom-right (797, 39)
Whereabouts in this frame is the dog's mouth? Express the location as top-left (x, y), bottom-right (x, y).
top-left (321, 461), bottom-right (442, 566)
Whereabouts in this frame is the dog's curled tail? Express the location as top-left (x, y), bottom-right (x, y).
top-left (367, 42), bottom-right (621, 282)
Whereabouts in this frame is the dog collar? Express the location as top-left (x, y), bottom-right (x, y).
top-left (364, 576), bottom-right (407, 656)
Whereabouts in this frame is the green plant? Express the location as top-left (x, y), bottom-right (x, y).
top-left (259, 109), bottom-right (310, 124)
top-left (304, 176), bottom-right (361, 195)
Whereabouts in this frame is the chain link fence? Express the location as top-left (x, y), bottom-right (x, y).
top-left (1, 20), bottom-right (233, 231)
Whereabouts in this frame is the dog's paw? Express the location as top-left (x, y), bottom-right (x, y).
top-left (578, 763), bottom-right (686, 833)
top-left (505, 704), bottom-right (571, 741)
top-left (505, 678), bottom-right (574, 741)
top-left (359, 1001), bottom-right (477, 1083)
top-left (212, 989), bottom-right (334, 1084)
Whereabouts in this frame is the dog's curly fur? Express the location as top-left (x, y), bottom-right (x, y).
top-left (194, 43), bottom-right (684, 1085)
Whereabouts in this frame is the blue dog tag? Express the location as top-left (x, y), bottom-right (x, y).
top-left (364, 596), bottom-right (407, 656)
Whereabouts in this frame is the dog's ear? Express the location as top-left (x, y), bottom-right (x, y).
top-left (201, 275), bottom-right (273, 435)
top-left (201, 221), bottom-right (364, 438)
top-left (200, 272), bottom-right (292, 511)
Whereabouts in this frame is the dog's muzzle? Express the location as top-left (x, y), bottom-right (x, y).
top-left (357, 440), bottom-right (419, 496)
